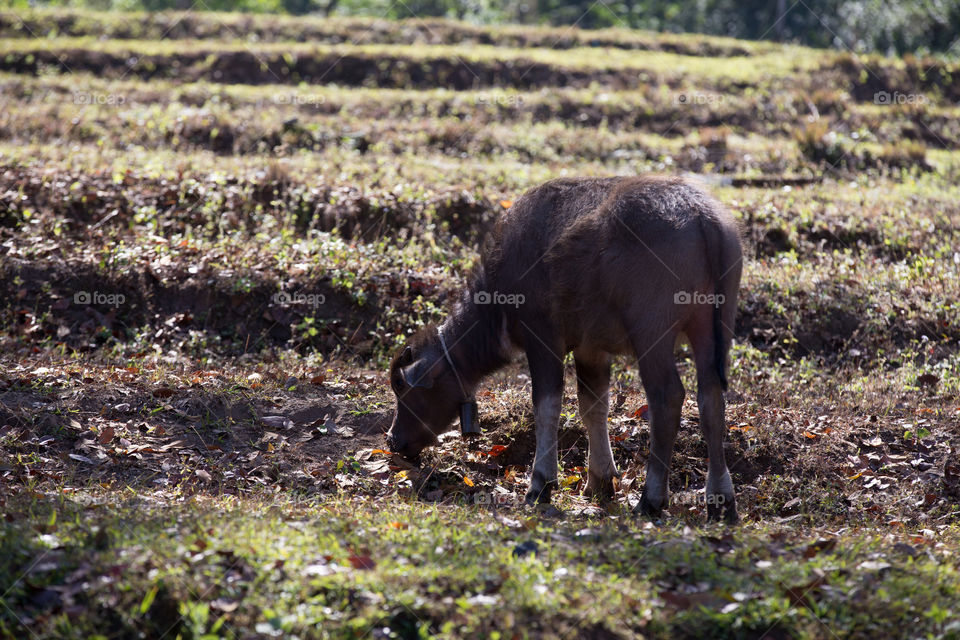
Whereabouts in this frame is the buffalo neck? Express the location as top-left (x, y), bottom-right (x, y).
top-left (441, 297), bottom-right (510, 391)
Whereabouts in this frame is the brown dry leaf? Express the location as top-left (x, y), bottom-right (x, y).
top-left (97, 426), bottom-right (115, 445)
top-left (632, 405), bottom-right (650, 420)
top-left (347, 555), bottom-right (376, 570)
top-left (152, 387), bottom-right (176, 399)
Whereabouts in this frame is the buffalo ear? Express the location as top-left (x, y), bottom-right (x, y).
top-left (397, 345), bottom-right (414, 366)
top-left (401, 358), bottom-right (435, 389)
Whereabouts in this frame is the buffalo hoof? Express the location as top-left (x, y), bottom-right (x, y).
top-left (705, 494), bottom-right (739, 524)
top-left (584, 470), bottom-right (618, 502)
top-left (634, 489), bottom-right (666, 519)
top-left (524, 474), bottom-right (558, 506)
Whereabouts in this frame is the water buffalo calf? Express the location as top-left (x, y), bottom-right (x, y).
top-left (386, 175), bottom-right (743, 522)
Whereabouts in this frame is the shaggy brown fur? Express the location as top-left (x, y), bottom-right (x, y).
top-left (387, 175), bottom-right (742, 522)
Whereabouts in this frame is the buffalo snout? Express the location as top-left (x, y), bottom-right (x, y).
top-left (386, 422), bottom-right (435, 463)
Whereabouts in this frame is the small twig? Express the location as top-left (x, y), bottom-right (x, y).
top-left (89, 210), bottom-right (118, 230)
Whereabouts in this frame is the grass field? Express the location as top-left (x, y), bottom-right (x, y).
top-left (1, 7), bottom-right (959, 639)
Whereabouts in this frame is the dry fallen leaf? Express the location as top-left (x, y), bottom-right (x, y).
top-left (347, 555), bottom-right (376, 570)
top-left (97, 426), bottom-right (115, 445)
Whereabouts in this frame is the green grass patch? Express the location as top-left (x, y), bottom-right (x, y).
top-left (2, 493), bottom-right (959, 639)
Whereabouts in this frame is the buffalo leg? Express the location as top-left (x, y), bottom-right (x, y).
top-left (634, 337), bottom-right (684, 517)
top-left (574, 349), bottom-right (617, 500)
top-left (688, 322), bottom-right (738, 523)
top-left (523, 334), bottom-right (565, 505)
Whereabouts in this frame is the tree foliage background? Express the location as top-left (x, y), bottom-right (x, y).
top-left (3, 0), bottom-right (959, 54)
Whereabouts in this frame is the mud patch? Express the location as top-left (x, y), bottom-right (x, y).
top-left (0, 260), bottom-right (377, 357)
